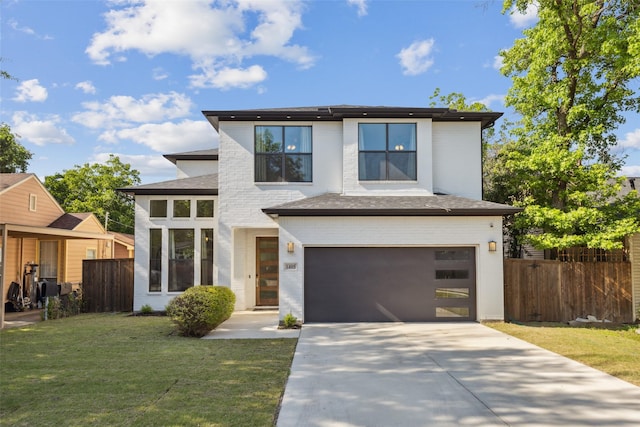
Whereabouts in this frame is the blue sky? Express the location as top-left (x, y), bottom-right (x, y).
top-left (2, 0), bottom-right (639, 184)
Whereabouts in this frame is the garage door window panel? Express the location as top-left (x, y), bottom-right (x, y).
top-left (436, 307), bottom-right (470, 318)
top-left (436, 288), bottom-right (469, 299)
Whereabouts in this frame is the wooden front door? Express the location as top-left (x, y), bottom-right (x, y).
top-left (256, 237), bottom-right (279, 306)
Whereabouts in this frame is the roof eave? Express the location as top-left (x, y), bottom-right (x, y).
top-left (117, 188), bottom-right (218, 196)
top-left (261, 208), bottom-right (522, 216)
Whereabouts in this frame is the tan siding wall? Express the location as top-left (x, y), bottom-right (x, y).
top-left (0, 178), bottom-right (63, 226)
top-left (114, 243), bottom-right (132, 258)
top-left (65, 240), bottom-right (90, 282)
top-left (64, 239), bottom-right (110, 283)
top-left (631, 233), bottom-right (640, 320)
top-left (74, 217), bottom-right (104, 233)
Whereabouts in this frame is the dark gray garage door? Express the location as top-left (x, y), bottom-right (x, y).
top-left (304, 247), bottom-right (476, 322)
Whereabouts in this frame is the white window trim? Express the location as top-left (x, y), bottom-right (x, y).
top-left (29, 194), bottom-right (37, 212)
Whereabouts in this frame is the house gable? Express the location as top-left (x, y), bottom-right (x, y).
top-left (0, 174), bottom-right (65, 227)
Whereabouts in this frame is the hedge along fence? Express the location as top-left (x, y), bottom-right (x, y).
top-left (82, 259), bottom-right (134, 312)
top-left (504, 259), bottom-right (633, 323)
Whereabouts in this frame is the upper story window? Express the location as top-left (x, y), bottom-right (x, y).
top-left (196, 200), bottom-right (214, 218)
top-left (150, 200), bottom-right (167, 218)
top-left (255, 126), bottom-right (312, 182)
top-left (173, 200), bottom-right (191, 218)
top-left (358, 123), bottom-right (417, 181)
top-left (29, 194), bottom-right (37, 211)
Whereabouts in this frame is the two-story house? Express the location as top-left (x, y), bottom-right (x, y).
top-left (123, 105), bottom-right (520, 322)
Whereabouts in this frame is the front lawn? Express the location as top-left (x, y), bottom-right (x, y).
top-left (0, 314), bottom-right (297, 427)
top-left (487, 322), bottom-right (640, 386)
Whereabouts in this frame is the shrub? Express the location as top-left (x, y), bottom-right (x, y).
top-left (166, 286), bottom-right (235, 337)
top-left (46, 292), bottom-right (83, 320)
top-left (139, 304), bottom-right (154, 315)
top-left (282, 312), bottom-right (298, 329)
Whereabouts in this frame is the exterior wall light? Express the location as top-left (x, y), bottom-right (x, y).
top-left (287, 242), bottom-right (295, 253)
top-left (488, 240), bottom-right (497, 252)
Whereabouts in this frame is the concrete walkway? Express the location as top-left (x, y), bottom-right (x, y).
top-left (202, 311), bottom-right (300, 339)
top-left (277, 322), bottom-right (640, 427)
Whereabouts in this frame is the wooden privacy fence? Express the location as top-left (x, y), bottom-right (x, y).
top-left (504, 259), bottom-right (633, 323)
top-left (82, 259), bottom-right (134, 312)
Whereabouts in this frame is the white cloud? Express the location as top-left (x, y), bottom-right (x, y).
top-left (99, 120), bottom-right (217, 153)
top-left (8, 19), bottom-right (53, 40)
top-left (189, 65), bottom-right (267, 90)
top-left (397, 39), bottom-right (435, 76)
top-left (12, 111), bottom-right (75, 146)
top-left (71, 91), bottom-right (193, 129)
top-left (76, 81), bottom-right (97, 94)
top-left (347, 0), bottom-right (367, 17)
top-left (509, 3), bottom-right (538, 28)
top-left (621, 164), bottom-right (640, 177)
top-left (90, 152), bottom-right (176, 182)
top-left (86, 0), bottom-right (315, 90)
top-left (476, 94), bottom-right (506, 109)
top-left (152, 67), bottom-right (169, 80)
top-left (618, 129), bottom-right (640, 149)
top-left (13, 79), bottom-right (48, 102)
top-left (493, 55), bottom-right (504, 70)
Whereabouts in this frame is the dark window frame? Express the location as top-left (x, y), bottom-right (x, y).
top-left (358, 123), bottom-right (417, 181)
top-left (255, 125), bottom-right (312, 183)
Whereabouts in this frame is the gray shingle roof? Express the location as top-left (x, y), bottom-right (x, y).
top-left (118, 174), bottom-right (218, 195)
top-left (49, 213), bottom-right (92, 230)
top-left (0, 173), bottom-right (34, 192)
top-left (262, 193), bottom-right (521, 216)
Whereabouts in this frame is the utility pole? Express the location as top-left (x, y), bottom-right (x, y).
top-left (104, 211), bottom-right (109, 232)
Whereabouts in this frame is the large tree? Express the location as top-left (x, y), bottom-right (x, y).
top-left (44, 155), bottom-right (141, 234)
top-left (0, 123), bottom-right (33, 173)
top-left (495, 0), bottom-right (640, 251)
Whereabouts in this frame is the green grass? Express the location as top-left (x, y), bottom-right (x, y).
top-left (0, 314), bottom-right (297, 427)
top-left (487, 322), bottom-right (640, 386)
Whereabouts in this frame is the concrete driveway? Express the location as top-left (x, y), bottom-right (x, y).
top-left (276, 322), bottom-right (640, 427)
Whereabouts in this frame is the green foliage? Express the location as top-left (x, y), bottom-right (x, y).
top-left (44, 154), bottom-right (140, 233)
top-left (165, 286), bottom-right (235, 337)
top-left (0, 123), bottom-right (33, 173)
top-left (139, 304), bottom-right (154, 315)
top-left (46, 292), bottom-right (83, 320)
top-left (282, 312), bottom-right (298, 329)
top-left (492, 0), bottom-right (640, 251)
top-left (428, 88), bottom-right (491, 112)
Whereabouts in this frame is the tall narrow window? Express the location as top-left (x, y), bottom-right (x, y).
top-left (29, 194), bottom-right (37, 212)
top-left (169, 229), bottom-right (194, 292)
top-left (255, 126), bottom-right (312, 182)
top-left (358, 123), bottom-right (416, 180)
top-left (149, 229), bottom-right (162, 292)
top-left (201, 229), bottom-right (214, 286)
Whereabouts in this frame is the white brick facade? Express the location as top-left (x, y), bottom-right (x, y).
top-left (130, 106), bottom-right (511, 321)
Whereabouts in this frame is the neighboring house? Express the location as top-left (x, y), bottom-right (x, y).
top-left (123, 105), bottom-right (521, 322)
top-left (0, 173), bottom-right (118, 323)
top-left (110, 232), bottom-right (135, 258)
